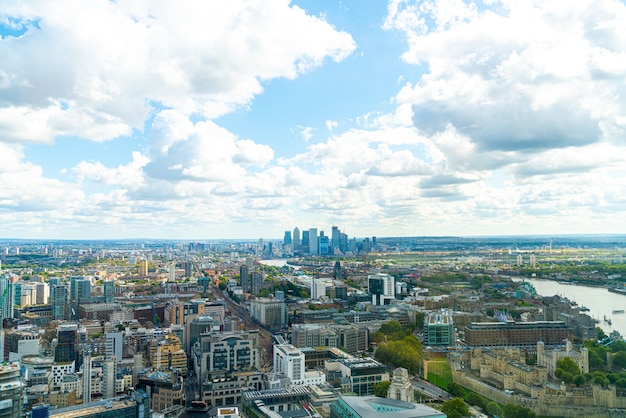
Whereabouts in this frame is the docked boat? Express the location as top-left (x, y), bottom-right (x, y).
top-left (608, 287), bottom-right (626, 296)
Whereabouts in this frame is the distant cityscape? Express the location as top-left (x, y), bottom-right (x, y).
top-left (1, 233), bottom-right (626, 418)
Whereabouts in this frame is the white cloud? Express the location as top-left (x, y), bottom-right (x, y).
top-left (387, 0), bottom-right (626, 154)
top-left (0, 0), bottom-right (356, 143)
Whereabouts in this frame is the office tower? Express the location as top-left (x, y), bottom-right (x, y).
top-left (293, 227), bottom-right (300, 248)
top-left (35, 282), bottom-right (48, 305)
top-left (168, 262), bottom-right (176, 282)
top-left (103, 280), bottom-right (114, 304)
top-left (182, 261), bottom-right (193, 278)
top-left (250, 271), bottom-right (263, 295)
top-left (102, 359), bottom-right (116, 399)
top-left (319, 233), bottom-right (329, 255)
top-left (301, 230), bottom-right (309, 249)
top-left (0, 276), bottom-right (15, 321)
top-left (331, 226), bottom-right (340, 252)
top-left (12, 281), bottom-right (22, 307)
top-left (516, 254), bottom-right (523, 266)
top-left (240, 265), bottom-right (249, 292)
top-left (83, 352), bottom-right (92, 403)
top-left (70, 277), bottom-right (90, 312)
top-left (55, 324), bottom-right (77, 363)
top-left (368, 273), bottom-right (395, 306)
top-left (51, 284), bottom-right (69, 320)
top-left (308, 228), bottom-right (318, 255)
top-left (249, 299), bottom-right (287, 332)
top-left (105, 332), bottom-right (123, 362)
top-left (283, 231), bottom-right (292, 245)
top-left (530, 254), bottom-right (537, 267)
top-left (138, 259), bottom-right (149, 276)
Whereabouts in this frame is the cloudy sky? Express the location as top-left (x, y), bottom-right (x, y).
top-left (1, 0), bottom-right (626, 240)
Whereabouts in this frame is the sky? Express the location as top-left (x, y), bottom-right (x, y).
top-left (2, 0), bottom-right (626, 240)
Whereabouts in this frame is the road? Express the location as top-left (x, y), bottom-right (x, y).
top-left (411, 378), bottom-right (451, 400)
top-left (210, 284), bottom-right (274, 366)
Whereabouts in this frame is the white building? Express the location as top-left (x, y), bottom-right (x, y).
top-left (272, 339), bottom-right (325, 388)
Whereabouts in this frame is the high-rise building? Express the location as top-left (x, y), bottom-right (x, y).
top-left (138, 259), bottom-right (149, 276)
top-left (239, 265), bottom-right (249, 293)
top-left (102, 359), bottom-right (116, 399)
top-left (105, 332), bottom-right (123, 362)
top-left (301, 230), bottom-right (309, 249)
top-left (103, 280), bottom-right (114, 304)
top-left (293, 227), bottom-right (301, 248)
top-left (331, 226), bottom-right (340, 252)
top-left (181, 261), bottom-right (193, 278)
top-left (55, 324), bottom-right (77, 363)
top-left (249, 299), bottom-right (287, 332)
top-left (70, 277), bottom-right (91, 313)
top-left (250, 271), bottom-right (263, 295)
top-left (51, 284), bottom-right (69, 321)
top-left (308, 228), bottom-right (318, 255)
top-left (368, 273), bottom-right (395, 306)
top-left (0, 276), bottom-right (15, 321)
top-left (168, 262), bottom-right (176, 282)
top-left (283, 231), bottom-right (292, 245)
top-left (83, 353), bottom-right (92, 403)
top-left (319, 233), bottom-right (330, 255)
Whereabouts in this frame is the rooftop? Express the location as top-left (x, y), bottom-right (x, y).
top-left (337, 396), bottom-right (446, 418)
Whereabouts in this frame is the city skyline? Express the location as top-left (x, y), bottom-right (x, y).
top-left (2, 1), bottom-right (626, 240)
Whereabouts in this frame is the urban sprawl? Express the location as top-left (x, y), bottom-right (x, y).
top-left (2, 231), bottom-right (626, 418)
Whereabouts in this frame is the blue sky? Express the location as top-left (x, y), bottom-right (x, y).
top-left (2, 0), bottom-right (626, 240)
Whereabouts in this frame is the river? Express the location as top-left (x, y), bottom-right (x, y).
top-left (512, 278), bottom-right (626, 337)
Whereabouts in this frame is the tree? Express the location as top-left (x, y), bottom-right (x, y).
top-left (612, 351), bottom-right (626, 370)
top-left (573, 374), bottom-right (586, 387)
top-left (447, 381), bottom-right (465, 398)
top-left (440, 398), bottom-right (470, 418)
top-left (556, 356), bottom-right (581, 376)
top-left (373, 381), bottom-right (391, 398)
top-left (503, 403), bottom-right (536, 418)
top-left (486, 401), bottom-right (503, 417)
top-left (466, 392), bottom-right (487, 410)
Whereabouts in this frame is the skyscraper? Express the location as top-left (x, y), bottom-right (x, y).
top-left (250, 271), bottom-right (263, 295)
top-left (0, 276), bottom-right (14, 321)
top-left (102, 359), bottom-right (116, 399)
top-left (51, 284), bottom-right (69, 320)
top-left (308, 228), bottom-right (318, 255)
top-left (283, 231), bottom-right (292, 245)
top-left (103, 280), bottom-right (114, 304)
top-left (302, 230), bottom-right (309, 251)
top-left (240, 265), bottom-right (249, 293)
top-left (55, 324), bottom-right (77, 363)
top-left (293, 227), bottom-right (301, 248)
top-left (331, 226), bottom-right (340, 252)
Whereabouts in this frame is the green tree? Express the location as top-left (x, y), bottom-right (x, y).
top-left (573, 374), bottom-right (586, 387)
top-left (447, 381), bottom-right (465, 398)
top-left (556, 356), bottom-right (581, 376)
top-left (486, 402), bottom-right (502, 417)
top-left (373, 381), bottom-right (391, 398)
top-left (466, 392), bottom-right (486, 410)
top-left (503, 403), bottom-right (536, 418)
top-left (612, 351), bottom-right (626, 370)
top-left (561, 371), bottom-right (574, 384)
top-left (440, 398), bottom-right (470, 418)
